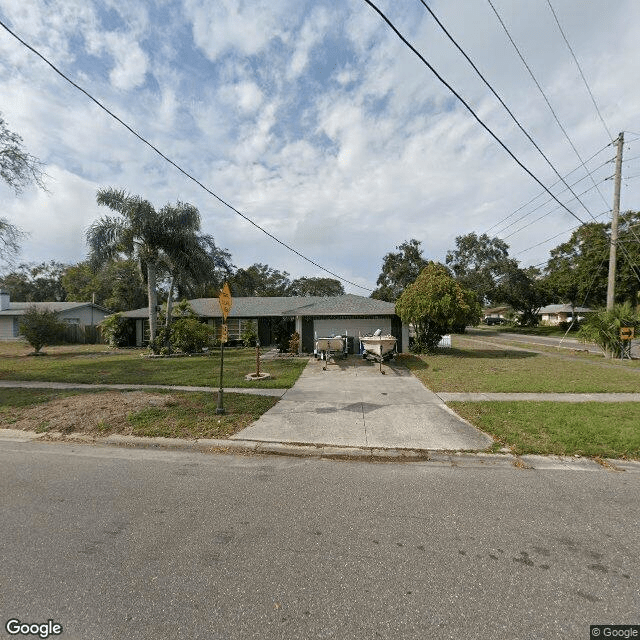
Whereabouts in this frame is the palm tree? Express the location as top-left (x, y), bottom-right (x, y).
top-left (87, 187), bottom-right (204, 344)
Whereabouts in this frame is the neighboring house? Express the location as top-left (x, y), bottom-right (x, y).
top-left (538, 304), bottom-right (593, 326)
top-left (483, 306), bottom-right (512, 324)
top-left (119, 294), bottom-right (410, 353)
top-left (0, 291), bottom-right (111, 340)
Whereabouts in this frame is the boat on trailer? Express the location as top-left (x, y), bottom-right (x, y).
top-left (359, 330), bottom-right (397, 362)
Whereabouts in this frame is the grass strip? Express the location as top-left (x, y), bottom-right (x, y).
top-left (449, 401), bottom-right (640, 459)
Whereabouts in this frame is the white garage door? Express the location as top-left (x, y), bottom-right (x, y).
top-left (313, 318), bottom-right (392, 339)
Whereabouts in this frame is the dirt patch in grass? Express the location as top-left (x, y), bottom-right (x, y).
top-left (3, 389), bottom-right (277, 439)
top-left (8, 391), bottom-right (177, 434)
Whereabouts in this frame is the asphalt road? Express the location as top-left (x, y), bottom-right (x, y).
top-left (1, 442), bottom-right (638, 640)
top-left (466, 328), bottom-right (640, 358)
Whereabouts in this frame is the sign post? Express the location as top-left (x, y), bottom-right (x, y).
top-left (216, 283), bottom-right (232, 415)
top-left (620, 327), bottom-right (634, 361)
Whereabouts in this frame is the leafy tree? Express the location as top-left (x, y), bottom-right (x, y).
top-left (87, 188), bottom-right (210, 343)
top-left (287, 277), bottom-right (345, 296)
top-left (577, 303), bottom-right (640, 358)
top-left (543, 212), bottom-right (640, 308)
top-left (371, 239), bottom-right (428, 302)
top-left (19, 307), bottom-right (64, 353)
top-left (63, 259), bottom-right (147, 311)
top-left (0, 261), bottom-right (68, 301)
top-left (543, 222), bottom-right (609, 308)
top-left (445, 233), bottom-right (516, 306)
top-left (161, 234), bottom-right (232, 336)
top-left (494, 265), bottom-right (549, 326)
top-left (395, 262), bottom-right (481, 352)
top-left (229, 263), bottom-right (291, 297)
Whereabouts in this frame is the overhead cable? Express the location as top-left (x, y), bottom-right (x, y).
top-left (417, 0), bottom-right (597, 220)
top-left (0, 19), bottom-right (372, 292)
top-left (362, 0), bottom-right (586, 226)
top-left (487, 0), bottom-right (610, 214)
top-left (545, 0), bottom-right (613, 142)
top-left (483, 142), bottom-right (612, 235)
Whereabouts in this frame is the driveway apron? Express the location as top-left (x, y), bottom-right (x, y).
top-left (232, 357), bottom-right (493, 450)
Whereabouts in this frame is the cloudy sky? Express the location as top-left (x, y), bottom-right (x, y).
top-left (1, 0), bottom-right (639, 293)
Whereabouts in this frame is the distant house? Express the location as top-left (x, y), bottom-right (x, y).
top-left (118, 294), bottom-right (410, 353)
top-left (0, 291), bottom-right (111, 341)
top-left (538, 304), bottom-right (593, 326)
top-left (483, 306), bottom-right (512, 324)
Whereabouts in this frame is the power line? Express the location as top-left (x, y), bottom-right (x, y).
top-left (0, 19), bottom-right (372, 293)
top-left (491, 157), bottom-right (613, 237)
top-left (499, 177), bottom-right (612, 240)
top-left (483, 143), bottom-right (613, 235)
top-left (514, 210), bottom-right (611, 257)
top-left (487, 0), bottom-right (609, 215)
top-left (545, 0), bottom-right (613, 142)
top-left (417, 0), bottom-right (598, 220)
top-left (362, 0), bottom-right (586, 226)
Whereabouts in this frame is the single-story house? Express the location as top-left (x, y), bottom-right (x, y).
top-left (483, 306), bottom-right (512, 324)
top-left (119, 294), bottom-right (410, 353)
top-left (0, 291), bottom-right (111, 340)
top-left (538, 304), bottom-right (593, 326)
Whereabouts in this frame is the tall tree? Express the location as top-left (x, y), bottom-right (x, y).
top-left (1, 112), bottom-right (46, 267)
top-left (63, 258), bottom-right (147, 311)
top-left (445, 233), bottom-right (516, 306)
top-left (87, 188), bottom-right (208, 343)
top-left (543, 222), bottom-right (611, 308)
top-left (494, 264), bottom-right (548, 326)
top-left (287, 277), bottom-right (345, 296)
top-left (229, 263), bottom-right (291, 297)
top-left (371, 239), bottom-right (428, 302)
top-left (543, 212), bottom-right (640, 309)
top-left (395, 262), bottom-right (481, 352)
top-left (0, 261), bottom-right (68, 301)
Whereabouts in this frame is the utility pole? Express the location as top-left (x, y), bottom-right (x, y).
top-left (606, 132), bottom-right (624, 310)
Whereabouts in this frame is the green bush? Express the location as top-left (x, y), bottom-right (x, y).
top-left (241, 320), bottom-right (258, 347)
top-left (170, 317), bottom-right (215, 353)
top-left (100, 313), bottom-right (132, 347)
top-left (19, 307), bottom-right (65, 353)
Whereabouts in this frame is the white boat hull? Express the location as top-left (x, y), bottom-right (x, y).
top-left (360, 335), bottom-right (397, 360)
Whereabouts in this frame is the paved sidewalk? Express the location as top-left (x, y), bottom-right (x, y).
top-left (0, 380), bottom-right (286, 397)
top-left (231, 357), bottom-right (493, 451)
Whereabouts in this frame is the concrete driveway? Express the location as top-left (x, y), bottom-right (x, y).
top-left (232, 356), bottom-right (493, 450)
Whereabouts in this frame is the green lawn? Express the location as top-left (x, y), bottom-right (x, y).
top-left (402, 340), bottom-right (640, 393)
top-left (450, 401), bottom-right (640, 459)
top-left (0, 345), bottom-right (307, 388)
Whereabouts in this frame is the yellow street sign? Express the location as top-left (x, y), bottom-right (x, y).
top-left (219, 282), bottom-right (232, 321)
top-left (220, 323), bottom-right (229, 344)
top-left (621, 327), bottom-right (635, 340)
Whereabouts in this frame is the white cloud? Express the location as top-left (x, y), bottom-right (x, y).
top-left (183, 0), bottom-right (295, 62)
top-left (286, 6), bottom-right (332, 81)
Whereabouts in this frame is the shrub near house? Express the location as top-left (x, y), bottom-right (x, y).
top-left (19, 307), bottom-right (64, 353)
